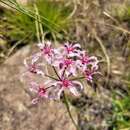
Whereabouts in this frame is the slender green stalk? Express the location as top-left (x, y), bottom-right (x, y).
top-left (63, 92), bottom-right (80, 130)
top-left (37, 6), bottom-right (44, 43)
top-left (52, 66), bottom-right (61, 80)
top-left (44, 74), bottom-right (58, 81)
top-left (34, 4), bottom-right (41, 43)
top-left (71, 76), bottom-right (85, 81)
top-left (35, 4), bottom-right (44, 43)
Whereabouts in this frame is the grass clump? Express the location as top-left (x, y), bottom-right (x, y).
top-left (108, 90), bottom-right (130, 130)
top-left (33, 0), bottom-right (71, 34)
top-left (1, 9), bottom-right (35, 42)
top-left (0, 0), bottom-right (72, 44)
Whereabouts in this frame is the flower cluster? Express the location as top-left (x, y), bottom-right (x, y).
top-left (24, 41), bottom-right (99, 104)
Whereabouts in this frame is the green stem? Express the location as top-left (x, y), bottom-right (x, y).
top-left (71, 76), bottom-right (85, 81)
top-left (52, 66), bottom-right (61, 80)
top-left (45, 74), bottom-right (58, 81)
top-left (63, 92), bottom-right (80, 130)
top-left (34, 4), bottom-right (41, 43)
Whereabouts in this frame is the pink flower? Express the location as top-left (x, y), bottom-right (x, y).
top-left (52, 43), bottom-right (82, 76)
top-left (52, 77), bottom-right (83, 99)
top-left (84, 67), bottom-right (99, 82)
top-left (30, 81), bottom-right (51, 104)
top-left (23, 41), bottom-right (100, 103)
top-left (38, 41), bottom-right (55, 64)
top-left (55, 42), bottom-right (81, 58)
top-left (77, 51), bottom-right (99, 71)
top-left (64, 42), bottom-right (81, 55)
top-left (24, 53), bottom-right (44, 75)
top-left (84, 69), bottom-right (93, 82)
top-left (53, 57), bottom-right (77, 77)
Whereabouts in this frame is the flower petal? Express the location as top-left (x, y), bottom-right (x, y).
top-left (46, 41), bottom-right (51, 46)
top-left (46, 84), bottom-right (62, 99)
top-left (69, 87), bottom-right (80, 96)
top-left (37, 43), bottom-right (44, 49)
top-left (31, 53), bottom-right (41, 64)
top-left (73, 43), bottom-right (81, 48)
top-left (32, 97), bottom-right (39, 104)
top-left (30, 82), bottom-right (39, 93)
top-left (72, 81), bottom-right (83, 93)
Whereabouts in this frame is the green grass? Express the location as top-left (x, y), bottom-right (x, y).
top-left (0, 0), bottom-right (72, 44)
top-left (108, 90), bottom-right (130, 130)
top-left (2, 10), bottom-right (35, 42)
top-left (33, 0), bottom-right (71, 33)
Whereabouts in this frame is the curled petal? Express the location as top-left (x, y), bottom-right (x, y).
top-left (24, 53), bottom-right (41, 67)
top-left (86, 75), bottom-right (93, 82)
top-left (53, 48), bottom-right (63, 55)
top-left (31, 53), bottom-right (41, 64)
top-left (44, 55), bottom-right (52, 64)
top-left (32, 97), bottom-right (39, 104)
top-left (69, 87), bottom-right (80, 96)
top-left (37, 42), bottom-right (44, 49)
top-left (65, 66), bottom-right (76, 77)
top-left (68, 51), bottom-right (81, 57)
top-left (89, 56), bottom-right (98, 61)
top-left (46, 41), bottom-right (52, 46)
top-left (41, 93), bottom-right (48, 98)
top-left (68, 81), bottom-right (83, 96)
top-left (24, 58), bottom-right (28, 68)
top-left (73, 43), bottom-right (81, 48)
top-left (46, 85), bottom-right (62, 100)
top-left (69, 65), bottom-right (77, 76)
top-left (72, 81), bottom-right (83, 93)
top-left (24, 55), bottom-right (45, 76)
top-left (36, 69), bottom-right (44, 76)
top-left (30, 82), bottom-right (39, 93)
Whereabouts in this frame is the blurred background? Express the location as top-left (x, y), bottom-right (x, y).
top-left (0, 0), bottom-right (130, 130)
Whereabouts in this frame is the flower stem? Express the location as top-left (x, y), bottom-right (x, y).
top-left (52, 66), bottom-right (61, 80)
top-left (63, 92), bottom-right (80, 130)
top-left (71, 76), bottom-right (85, 81)
top-left (62, 67), bottom-right (67, 77)
top-left (45, 74), bottom-right (58, 81)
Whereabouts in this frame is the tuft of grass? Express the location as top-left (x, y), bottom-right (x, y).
top-left (1, 9), bottom-right (35, 42)
top-left (108, 90), bottom-right (130, 130)
top-left (0, 0), bottom-right (72, 44)
top-left (33, 0), bottom-right (72, 34)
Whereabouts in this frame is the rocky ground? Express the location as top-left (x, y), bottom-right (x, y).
top-left (0, 45), bottom-right (75, 130)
